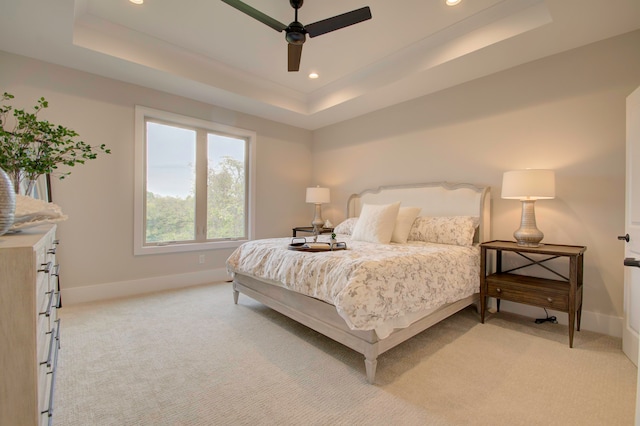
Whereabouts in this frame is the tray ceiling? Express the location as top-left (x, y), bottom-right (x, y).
top-left (1, 0), bottom-right (639, 129)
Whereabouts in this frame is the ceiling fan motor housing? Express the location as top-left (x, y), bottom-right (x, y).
top-left (286, 22), bottom-right (306, 45)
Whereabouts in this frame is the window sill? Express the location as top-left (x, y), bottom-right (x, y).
top-left (134, 239), bottom-right (246, 256)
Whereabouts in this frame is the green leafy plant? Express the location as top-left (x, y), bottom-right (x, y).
top-left (0, 92), bottom-right (111, 194)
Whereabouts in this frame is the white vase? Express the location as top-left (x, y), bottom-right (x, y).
top-left (0, 167), bottom-right (16, 236)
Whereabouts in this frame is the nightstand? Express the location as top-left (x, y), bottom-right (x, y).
top-left (480, 240), bottom-right (587, 348)
top-left (292, 226), bottom-right (334, 237)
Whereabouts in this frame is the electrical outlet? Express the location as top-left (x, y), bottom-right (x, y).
top-left (199, 254), bottom-right (205, 264)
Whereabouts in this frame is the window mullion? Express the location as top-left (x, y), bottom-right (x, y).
top-left (194, 129), bottom-right (208, 241)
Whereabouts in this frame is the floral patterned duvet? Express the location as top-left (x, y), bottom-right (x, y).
top-left (226, 236), bottom-right (480, 332)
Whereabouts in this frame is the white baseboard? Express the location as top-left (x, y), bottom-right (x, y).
top-left (61, 268), bottom-right (231, 305)
top-left (496, 300), bottom-right (623, 338)
top-left (62, 275), bottom-right (623, 339)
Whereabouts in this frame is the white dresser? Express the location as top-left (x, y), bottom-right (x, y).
top-left (0, 225), bottom-right (61, 426)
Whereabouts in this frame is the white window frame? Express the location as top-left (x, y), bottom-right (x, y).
top-left (134, 106), bottom-right (256, 255)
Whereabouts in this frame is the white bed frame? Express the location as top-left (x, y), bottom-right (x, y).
top-left (232, 182), bottom-right (491, 383)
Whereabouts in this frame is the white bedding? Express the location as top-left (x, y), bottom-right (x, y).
top-left (226, 235), bottom-right (480, 337)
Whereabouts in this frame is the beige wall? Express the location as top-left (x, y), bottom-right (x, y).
top-left (312, 30), bottom-right (640, 331)
top-left (0, 51), bottom-right (313, 298)
top-left (3, 29), bottom-right (640, 334)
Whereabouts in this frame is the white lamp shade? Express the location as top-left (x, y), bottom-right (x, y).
top-left (501, 170), bottom-right (555, 200)
top-left (306, 187), bottom-right (330, 204)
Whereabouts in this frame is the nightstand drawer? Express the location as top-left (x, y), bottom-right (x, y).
top-left (486, 273), bottom-right (572, 310)
top-left (487, 284), bottom-right (569, 312)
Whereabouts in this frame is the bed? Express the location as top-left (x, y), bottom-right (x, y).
top-left (226, 182), bottom-right (491, 383)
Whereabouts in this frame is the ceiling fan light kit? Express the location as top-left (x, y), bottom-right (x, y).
top-left (221, 0), bottom-right (372, 72)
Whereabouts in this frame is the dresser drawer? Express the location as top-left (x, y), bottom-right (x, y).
top-left (38, 356), bottom-right (50, 416)
top-left (37, 286), bottom-right (57, 330)
top-left (36, 261), bottom-right (50, 305)
top-left (486, 273), bottom-right (570, 312)
top-left (37, 313), bottom-right (50, 364)
top-left (39, 320), bottom-right (60, 424)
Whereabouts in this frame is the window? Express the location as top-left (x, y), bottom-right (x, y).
top-left (134, 106), bottom-right (255, 255)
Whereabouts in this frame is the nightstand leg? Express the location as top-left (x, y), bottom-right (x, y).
top-left (577, 297), bottom-right (583, 331)
top-left (569, 314), bottom-right (575, 348)
top-left (577, 255), bottom-right (584, 332)
top-left (494, 249), bottom-right (502, 312)
top-left (568, 255), bottom-right (579, 348)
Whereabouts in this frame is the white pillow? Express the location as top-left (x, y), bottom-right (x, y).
top-left (351, 202), bottom-right (401, 244)
top-left (391, 207), bottom-right (421, 244)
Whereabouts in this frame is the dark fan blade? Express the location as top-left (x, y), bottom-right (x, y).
top-left (288, 43), bottom-right (302, 72)
top-left (221, 0), bottom-right (287, 32)
top-left (306, 6), bottom-right (371, 38)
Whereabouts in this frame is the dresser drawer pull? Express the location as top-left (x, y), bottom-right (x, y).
top-left (41, 327), bottom-right (56, 368)
top-left (40, 291), bottom-right (56, 317)
top-left (41, 320), bottom-right (60, 424)
top-left (52, 264), bottom-right (60, 277)
top-left (47, 247), bottom-right (57, 255)
top-left (547, 297), bottom-right (553, 303)
top-left (55, 318), bottom-right (61, 345)
top-left (38, 261), bottom-right (52, 273)
top-left (495, 288), bottom-right (502, 293)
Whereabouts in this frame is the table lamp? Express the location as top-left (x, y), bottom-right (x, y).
top-left (306, 186), bottom-right (330, 240)
top-left (501, 169), bottom-right (555, 247)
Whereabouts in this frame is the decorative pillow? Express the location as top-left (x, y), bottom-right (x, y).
top-left (391, 206), bottom-right (421, 244)
top-left (407, 216), bottom-right (480, 246)
top-left (351, 202), bottom-right (401, 244)
top-left (334, 217), bottom-right (358, 235)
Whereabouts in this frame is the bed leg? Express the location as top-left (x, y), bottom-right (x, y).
top-left (364, 356), bottom-right (377, 384)
top-left (233, 288), bottom-right (239, 304)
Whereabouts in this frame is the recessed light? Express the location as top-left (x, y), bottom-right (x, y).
top-left (308, 72), bottom-right (319, 79)
top-left (130, 0), bottom-right (144, 4)
top-left (446, 0), bottom-right (461, 5)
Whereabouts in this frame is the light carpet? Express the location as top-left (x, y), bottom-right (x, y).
top-left (54, 282), bottom-right (636, 425)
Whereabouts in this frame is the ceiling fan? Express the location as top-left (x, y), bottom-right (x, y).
top-left (221, 0), bottom-right (372, 72)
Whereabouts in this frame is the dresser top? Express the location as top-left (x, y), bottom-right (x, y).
top-left (0, 224), bottom-right (56, 249)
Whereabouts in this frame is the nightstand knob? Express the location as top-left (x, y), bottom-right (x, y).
top-left (547, 297), bottom-right (553, 303)
top-left (495, 288), bottom-right (501, 293)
